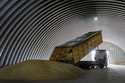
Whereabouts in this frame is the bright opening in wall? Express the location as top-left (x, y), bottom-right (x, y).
top-left (91, 49), bottom-right (96, 61)
top-left (106, 50), bottom-right (111, 67)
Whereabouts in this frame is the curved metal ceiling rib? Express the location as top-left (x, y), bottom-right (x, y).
top-left (0, 0), bottom-right (125, 67)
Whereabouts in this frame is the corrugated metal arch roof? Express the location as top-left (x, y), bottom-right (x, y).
top-left (0, 0), bottom-right (125, 67)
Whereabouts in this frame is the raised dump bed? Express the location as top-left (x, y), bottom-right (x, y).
top-left (50, 31), bottom-right (103, 64)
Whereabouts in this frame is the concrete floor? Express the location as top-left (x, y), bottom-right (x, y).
top-left (1, 64), bottom-right (125, 83)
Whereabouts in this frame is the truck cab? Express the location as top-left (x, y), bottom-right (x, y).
top-left (75, 49), bottom-right (108, 69)
top-left (95, 49), bottom-right (107, 68)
